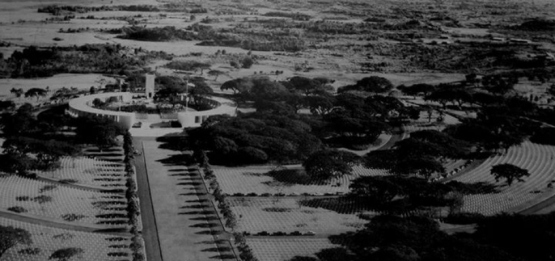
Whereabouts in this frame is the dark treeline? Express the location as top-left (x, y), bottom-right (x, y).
top-left (290, 211), bottom-right (555, 261)
top-left (0, 104), bottom-right (125, 176)
top-left (0, 44), bottom-right (168, 78)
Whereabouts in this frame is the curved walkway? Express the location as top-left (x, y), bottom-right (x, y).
top-left (0, 209), bottom-right (129, 236)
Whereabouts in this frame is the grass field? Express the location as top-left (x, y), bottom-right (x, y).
top-left (213, 165), bottom-right (388, 195)
top-left (247, 237), bottom-right (335, 261)
top-left (0, 217), bottom-right (131, 261)
top-left (228, 197), bottom-right (368, 234)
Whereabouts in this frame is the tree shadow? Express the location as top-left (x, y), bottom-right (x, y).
top-left (156, 135), bottom-right (188, 152)
top-left (180, 205), bottom-right (210, 209)
top-left (179, 210), bottom-right (216, 215)
top-left (177, 177), bottom-right (202, 181)
top-left (185, 199), bottom-right (210, 203)
top-left (298, 197), bottom-right (375, 214)
top-left (196, 239), bottom-right (228, 245)
top-left (210, 254), bottom-right (236, 259)
top-left (177, 182), bottom-right (203, 186)
top-left (196, 230), bottom-right (223, 235)
top-left (169, 173), bottom-right (193, 177)
top-left (190, 216), bottom-right (220, 221)
top-left (179, 192), bottom-right (205, 196)
top-left (169, 168), bottom-right (196, 172)
top-left (445, 181), bottom-right (501, 194)
top-left (267, 168), bottom-right (319, 185)
top-left (190, 223), bottom-right (219, 228)
top-left (203, 247), bottom-right (232, 252)
top-left (157, 154), bottom-right (195, 166)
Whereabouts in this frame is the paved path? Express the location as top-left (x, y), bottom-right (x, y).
top-left (141, 140), bottom-right (228, 261)
top-left (0, 209), bottom-right (129, 236)
top-left (134, 137), bottom-right (164, 261)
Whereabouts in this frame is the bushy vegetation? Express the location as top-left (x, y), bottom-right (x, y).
top-left (187, 113), bottom-right (324, 165)
top-left (0, 45), bottom-right (147, 78)
top-left (263, 12), bottom-right (312, 21)
top-left (0, 225), bottom-right (32, 259)
top-left (119, 26), bottom-right (196, 41)
top-left (0, 105), bottom-right (124, 175)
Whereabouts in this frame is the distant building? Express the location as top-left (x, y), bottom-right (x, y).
top-left (145, 74), bottom-right (155, 99)
top-left (509, 38), bottom-right (532, 44)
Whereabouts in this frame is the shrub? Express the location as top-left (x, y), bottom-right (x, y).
top-left (242, 57), bottom-right (254, 69)
top-left (49, 247), bottom-right (83, 260)
top-left (39, 185), bottom-right (57, 193)
top-left (16, 196), bottom-right (30, 201)
top-left (130, 236), bottom-right (142, 251)
top-left (61, 214), bottom-right (87, 222)
top-left (133, 252), bottom-right (145, 261)
top-left (33, 195), bottom-right (52, 204)
top-left (444, 212), bottom-right (486, 224)
top-left (18, 248), bottom-right (41, 255)
top-left (530, 127), bottom-right (555, 145)
top-left (8, 206), bottom-right (27, 213)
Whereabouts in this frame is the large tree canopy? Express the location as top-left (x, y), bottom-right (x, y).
top-left (338, 76), bottom-right (394, 94)
top-left (364, 130), bottom-right (471, 177)
top-left (490, 164), bottom-right (530, 186)
top-left (2, 137), bottom-right (79, 170)
top-left (186, 113), bottom-right (323, 165)
top-left (291, 215), bottom-right (521, 261)
top-left (303, 150), bottom-right (360, 180)
top-left (0, 225), bottom-right (32, 258)
top-left (74, 116), bottom-right (125, 149)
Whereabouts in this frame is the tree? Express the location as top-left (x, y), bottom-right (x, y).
top-left (349, 176), bottom-right (402, 206)
top-left (303, 150), bottom-right (360, 180)
top-left (0, 100), bottom-right (15, 111)
top-left (48, 248), bottom-right (84, 261)
top-left (0, 106), bottom-right (37, 136)
top-left (481, 75), bottom-right (515, 95)
top-left (10, 88), bottom-right (23, 98)
top-left (242, 56), bottom-right (254, 69)
top-left (338, 76), bottom-right (393, 94)
top-left (230, 60), bottom-right (240, 69)
top-left (530, 127), bottom-right (555, 145)
top-left (220, 78), bottom-right (253, 95)
top-left (74, 116), bottom-right (124, 149)
top-left (24, 88), bottom-right (47, 101)
top-left (207, 69), bottom-right (226, 81)
top-left (490, 164), bottom-right (530, 186)
top-left (0, 225), bottom-right (32, 258)
top-left (92, 98), bottom-right (104, 108)
top-left (288, 76), bottom-right (318, 96)
top-left (2, 137), bottom-right (79, 170)
top-left (305, 95), bottom-right (335, 116)
top-left (324, 110), bottom-right (390, 146)
top-left (397, 83), bottom-right (437, 96)
top-left (188, 79), bottom-right (214, 107)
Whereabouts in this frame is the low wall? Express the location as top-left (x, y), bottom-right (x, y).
top-left (177, 96), bottom-right (237, 127)
top-left (68, 93), bottom-right (237, 129)
top-left (67, 92), bottom-right (136, 129)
